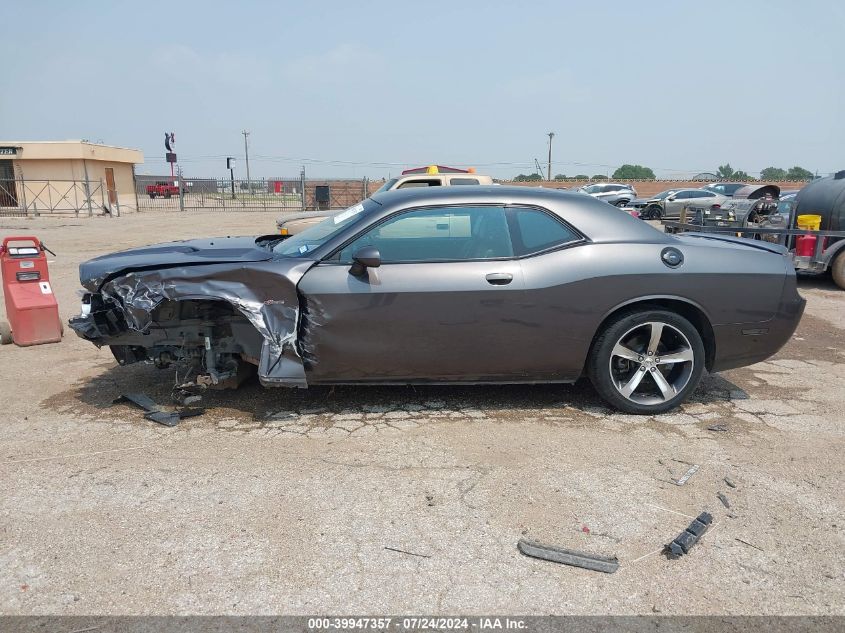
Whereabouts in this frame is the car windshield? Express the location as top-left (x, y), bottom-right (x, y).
top-left (652, 190), bottom-right (676, 200)
top-left (373, 178), bottom-right (398, 194)
top-left (272, 200), bottom-right (376, 257)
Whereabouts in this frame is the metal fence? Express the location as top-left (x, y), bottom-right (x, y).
top-left (0, 179), bottom-right (121, 217)
top-left (135, 176), bottom-right (372, 212)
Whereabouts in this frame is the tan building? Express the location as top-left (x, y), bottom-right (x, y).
top-left (0, 140), bottom-right (144, 215)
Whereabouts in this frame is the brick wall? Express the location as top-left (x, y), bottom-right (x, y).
top-left (305, 179), bottom-right (370, 209)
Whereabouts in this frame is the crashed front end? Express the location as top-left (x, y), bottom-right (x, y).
top-left (68, 239), bottom-right (315, 389)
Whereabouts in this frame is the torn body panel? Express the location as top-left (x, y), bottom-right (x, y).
top-left (69, 237), bottom-right (316, 387)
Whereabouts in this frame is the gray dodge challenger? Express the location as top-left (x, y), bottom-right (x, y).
top-left (70, 186), bottom-right (805, 414)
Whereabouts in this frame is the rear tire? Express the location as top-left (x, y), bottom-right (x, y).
top-left (587, 308), bottom-right (705, 414)
top-left (615, 199), bottom-right (630, 207)
top-left (831, 251), bottom-right (845, 290)
top-left (0, 321), bottom-right (12, 345)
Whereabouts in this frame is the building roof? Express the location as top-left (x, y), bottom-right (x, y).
top-left (0, 140), bottom-right (143, 164)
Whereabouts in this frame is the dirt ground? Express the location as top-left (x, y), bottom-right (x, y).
top-left (0, 211), bottom-right (842, 615)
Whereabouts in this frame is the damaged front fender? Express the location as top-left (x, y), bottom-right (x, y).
top-left (70, 256), bottom-right (316, 388)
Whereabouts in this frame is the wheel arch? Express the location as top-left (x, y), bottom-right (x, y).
top-left (588, 296), bottom-right (716, 372)
top-left (821, 238), bottom-right (845, 265)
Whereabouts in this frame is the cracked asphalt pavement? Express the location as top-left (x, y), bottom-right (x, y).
top-left (0, 212), bottom-right (842, 615)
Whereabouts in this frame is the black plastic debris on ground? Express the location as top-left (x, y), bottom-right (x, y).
top-left (113, 393), bottom-right (204, 427)
top-left (664, 512), bottom-right (713, 559)
top-left (517, 539), bottom-right (619, 573)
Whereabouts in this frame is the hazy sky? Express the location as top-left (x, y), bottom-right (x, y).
top-left (2, 0), bottom-right (843, 180)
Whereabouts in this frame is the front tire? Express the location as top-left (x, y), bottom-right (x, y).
top-left (644, 204), bottom-right (662, 220)
top-left (587, 309), bottom-right (705, 414)
top-left (615, 199), bottom-right (630, 207)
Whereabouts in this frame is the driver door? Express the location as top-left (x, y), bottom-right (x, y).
top-left (664, 191), bottom-right (688, 218)
top-left (297, 205), bottom-right (528, 383)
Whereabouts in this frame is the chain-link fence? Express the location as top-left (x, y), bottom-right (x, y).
top-left (0, 179), bottom-right (122, 217)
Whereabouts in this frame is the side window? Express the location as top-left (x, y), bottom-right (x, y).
top-left (397, 179), bottom-right (442, 189)
top-left (677, 191), bottom-right (694, 199)
top-left (698, 191), bottom-right (715, 198)
top-left (449, 178), bottom-right (480, 186)
top-left (336, 206), bottom-right (513, 263)
top-left (510, 207), bottom-right (581, 256)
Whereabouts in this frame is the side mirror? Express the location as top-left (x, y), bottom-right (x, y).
top-left (667, 195), bottom-right (677, 202)
top-left (349, 246), bottom-right (381, 277)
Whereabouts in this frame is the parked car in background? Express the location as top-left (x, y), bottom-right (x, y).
top-left (276, 165), bottom-right (493, 235)
top-left (576, 183), bottom-right (637, 207)
top-left (640, 189), bottom-right (729, 220)
top-left (720, 185), bottom-right (782, 225)
top-left (71, 186), bottom-right (805, 415)
top-left (146, 181), bottom-right (183, 199)
top-left (702, 182), bottom-right (748, 197)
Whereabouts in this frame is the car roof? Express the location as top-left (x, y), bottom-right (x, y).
top-left (368, 185), bottom-right (668, 244)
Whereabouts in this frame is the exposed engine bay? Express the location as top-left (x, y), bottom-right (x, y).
top-left (68, 235), bottom-right (317, 390)
top-left (77, 295), bottom-right (263, 388)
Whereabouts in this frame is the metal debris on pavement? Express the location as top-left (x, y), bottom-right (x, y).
top-left (707, 424), bottom-right (729, 432)
top-left (172, 388), bottom-right (202, 407)
top-left (717, 492), bottom-right (731, 508)
top-left (517, 539), bottom-right (619, 573)
top-left (735, 538), bottom-right (764, 552)
top-left (664, 512), bottom-right (713, 559)
top-left (675, 464), bottom-right (700, 486)
top-left (113, 393), bottom-right (204, 427)
top-left (724, 477), bottom-right (737, 489)
top-left (384, 546), bottom-right (431, 559)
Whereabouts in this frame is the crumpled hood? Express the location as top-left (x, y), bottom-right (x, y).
top-left (79, 236), bottom-right (275, 291)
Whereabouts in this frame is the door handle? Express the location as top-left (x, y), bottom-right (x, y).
top-left (485, 272), bottom-right (513, 285)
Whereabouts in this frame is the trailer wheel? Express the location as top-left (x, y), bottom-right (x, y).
top-left (148, 193), bottom-right (156, 199)
top-left (831, 251), bottom-right (845, 290)
top-left (0, 321), bottom-right (12, 345)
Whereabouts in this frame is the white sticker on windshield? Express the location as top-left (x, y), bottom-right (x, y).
top-left (333, 203), bottom-right (365, 224)
top-left (299, 245), bottom-right (309, 254)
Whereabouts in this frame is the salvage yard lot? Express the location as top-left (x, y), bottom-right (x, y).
top-left (0, 211), bottom-right (842, 614)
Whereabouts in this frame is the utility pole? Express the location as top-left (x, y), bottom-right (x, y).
top-left (242, 130), bottom-right (251, 194)
top-left (547, 131), bottom-right (555, 181)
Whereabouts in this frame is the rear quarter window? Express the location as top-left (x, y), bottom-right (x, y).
top-left (450, 178), bottom-right (480, 185)
top-left (510, 207), bottom-right (581, 256)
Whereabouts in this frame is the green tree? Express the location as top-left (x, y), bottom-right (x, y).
top-left (716, 163), bottom-right (735, 179)
top-left (553, 173), bottom-right (568, 180)
top-left (514, 173), bottom-right (543, 182)
top-left (786, 166), bottom-right (814, 180)
top-left (732, 170), bottom-right (753, 180)
top-left (612, 164), bottom-right (656, 179)
top-left (760, 166), bottom-right (788, 180)
top-left (591, 174), bottom-right (608, 180)
top-left (573, 174), bottom-right (590, 180)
